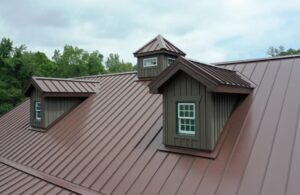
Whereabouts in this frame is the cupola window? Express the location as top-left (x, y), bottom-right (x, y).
top-left (143, 57), bottom-right (157, 67)
top-left (134, 35), bottom-right (186, 79)
top-left (167, 58), bottom-right (175, 66)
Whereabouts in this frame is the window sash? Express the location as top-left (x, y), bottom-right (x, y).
top-left (35, 101), bottom-right (41, 120)
top-left (143, 57), bottom-right (157, 67)
top-left (167, 58), bottom-right (175, 65)
top-left (177, 102), bottom-right (195, 135)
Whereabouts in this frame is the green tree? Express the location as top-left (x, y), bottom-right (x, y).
top-left (54, 45), bottom-right (106, 77)
top-left (105, 53), bottom-right (135, 73)
top-left (0, 37), bottom-right (131, 116)
top-left (0, 38), bottom-right (13, 58)
top-left (267, 46), bottom-right (300, 57)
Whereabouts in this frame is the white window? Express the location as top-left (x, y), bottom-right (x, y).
top-left (177, 102), bottom-right (195, 135)
top-left (143, 57), bottom-right (157, 67)
top-left (35, 101), bottom-right (41, 121)
top-left (167, 58), bottom-right (175, 65)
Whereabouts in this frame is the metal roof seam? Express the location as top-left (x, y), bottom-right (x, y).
top-left (30, 75), bottom-right (135, 170)
top-left (82, 95), bottom-right (162, 188)
top-left (215, 60), bottom-right (280, 195)
top-left (62, 84), bottom-right (151, 182)
top-left (236, 60), bottom-right (289, 195)
top-left (258, 59), bottom-right (297, 195)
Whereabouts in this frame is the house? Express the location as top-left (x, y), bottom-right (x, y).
top-left (0, 35), bottom-right (299, 195)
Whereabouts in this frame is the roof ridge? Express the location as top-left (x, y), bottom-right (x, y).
top-left (213, 54), bottom-right (300, 65)
top-left (157, 34), bottom-right (167, 48)
top-left (33, 77), bottom-right (100, 83)
top-left (134, 35), bottom-right (185, 56)
top-left (185, 57), bottom-right (236, 72)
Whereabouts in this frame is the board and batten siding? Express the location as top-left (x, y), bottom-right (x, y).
top-left (137, 54), bottom-right (177, 79)
top-left (163, 71), bottom-right (207, 150)
top-left (30, 88), bottom-right (84, 130)
top-left (163, 71), bottom-right (239, 151)
top-left (44, 97), bottom-right (83, 128)
top-left (209, 93), bottom-right (239, 150)
top-left (30, 88), bottom-right (44, 129)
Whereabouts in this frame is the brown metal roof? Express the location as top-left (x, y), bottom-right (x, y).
top-left (134, 34), bottom-right (186, 56)
top-left (23, 77), bottom-right (99, 97)
top-left (0, 162), bottom-right (77, 194)
top-left (149, 56), bottom-right (253, 94)
top-left (1, 55), bottom-right (300, 195)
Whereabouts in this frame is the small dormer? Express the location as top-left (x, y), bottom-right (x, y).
top-left (23, 77), bottom-right (99, 131)
top-left (134, 35), bottom-right (186, 80)
top-left (149, 57), bottom-right (254, 152)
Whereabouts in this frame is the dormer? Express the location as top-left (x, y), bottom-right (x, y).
top-left (134, 35), bottom-right (186, 80)
top-left (23, 77), bottom-right (99, 131)
top-left (149, 57), bottom-right (254, 152)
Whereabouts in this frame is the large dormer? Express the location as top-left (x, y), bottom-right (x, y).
top-left (23, 77), bottom-right (99, 131)
top-left (134, 35), bottom-right (186, 80)
top-left (149, 57), bottom-right (254, 152)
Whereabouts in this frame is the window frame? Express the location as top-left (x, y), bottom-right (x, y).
top-left (167, 57), bottom-right (175, 66)
top-left (143, 57), bottom-right (158, 67)
top-left (35, 101), bottom-right (41, 121)
top-left (177, 102), bottom-right (196, 135)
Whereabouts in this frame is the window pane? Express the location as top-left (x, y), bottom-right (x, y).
top-left (143, 58), bottom-right (157, 67)
top-left (177, 102), bottom-right (196, 135)
top-left (35, 101), bottom-right (41, 120)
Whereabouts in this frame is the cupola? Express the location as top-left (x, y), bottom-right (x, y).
top-left (149, 57), bottom-right (254, 152)
top-left (23, 77), bottom-right (99, 131)
top-left (134, 35), bottom-right (186, 80)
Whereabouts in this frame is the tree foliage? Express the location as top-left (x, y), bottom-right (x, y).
top-left (0, 37), bottom-right (134, 116)
top-left (267, 46), bottom-right (300, 57)
top-left (105, 53), bottom-right (135, 73)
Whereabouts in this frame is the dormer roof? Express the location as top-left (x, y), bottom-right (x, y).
top-left (149, 56), bottom-right (254, 94)
top-left (23, 77), bottom-right (99, 97)
top-left (134, 34), bottom-right (186, 57)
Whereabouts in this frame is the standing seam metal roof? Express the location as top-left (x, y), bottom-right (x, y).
top-left (0, 162), bottom-right (77, 195)
top-left (1, 56), bottom-right (300, 195)
top-left (23, 77), bottom-right (99, 96)
top-left (134, 35), bottom-right (186, 56)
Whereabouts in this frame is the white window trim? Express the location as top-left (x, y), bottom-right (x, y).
top-left (177, 102), bottom-right (196, 135)
top-left (167, 57), bottom-right (175, 65)
top-left (143, 57), bottom-right (157, 67)
top-left (35, 101), bottom-right (41, 121)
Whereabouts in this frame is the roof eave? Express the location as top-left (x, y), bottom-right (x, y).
top-left (22, 77), bottom-right (44, 97)
top-left (133, 49), bottom-right (186, 57)
top-left (212, 85), bottom-right (253, 94)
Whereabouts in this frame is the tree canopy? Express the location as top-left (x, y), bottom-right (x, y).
top-left (0, 37), bottom-right (136, 116)
top-left (267, 46), bottom-right (300, 57)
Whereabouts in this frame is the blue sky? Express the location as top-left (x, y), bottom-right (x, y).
top-left (0, 0), bottom-right (300, 63)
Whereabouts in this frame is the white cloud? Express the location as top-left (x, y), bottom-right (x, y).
top-left (0, 0), bottom-right (300, 63)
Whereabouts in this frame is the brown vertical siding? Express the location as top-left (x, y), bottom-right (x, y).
top-left (44, 97), bottom-right (84, 128)
top-left (137, 54), bottom-right (177, 79)
top-left (210, 93), bottom-right (239, 149)
top-left (162, 71), bottom-right (239, 151)
top-left (30, 88), bottom-right (44, 129)
top-left (163, 71), bottom-right (206, 150)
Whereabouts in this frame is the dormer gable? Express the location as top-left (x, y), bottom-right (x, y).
top-left (149, 57), bottom-right (254, 151)
top-left (23, 77), bottom-right (99, 131)
top-left (134, 35), bottom-right (186, 80)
